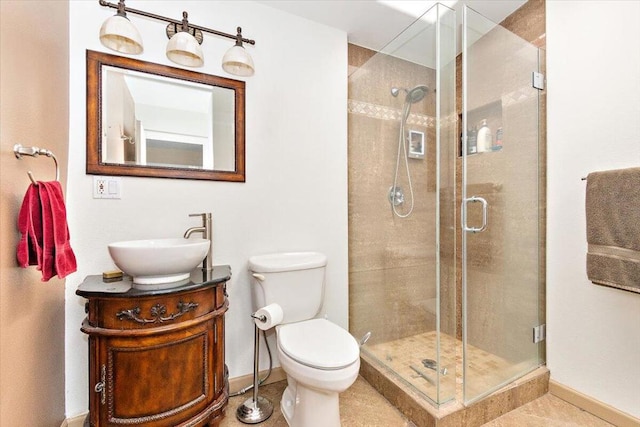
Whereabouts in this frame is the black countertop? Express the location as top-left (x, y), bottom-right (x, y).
top-left (76, 265), bottom-right (231, 298)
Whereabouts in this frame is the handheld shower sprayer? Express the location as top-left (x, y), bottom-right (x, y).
top-left (389, 85), bottom-right (428, 218)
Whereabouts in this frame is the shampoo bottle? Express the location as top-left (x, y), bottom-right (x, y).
top-left (495, 127), bottom-right (503, 150)
top-left (477, 119), bottom-right (492, 152)
top-left (467, 126), bottom-right (477, 155)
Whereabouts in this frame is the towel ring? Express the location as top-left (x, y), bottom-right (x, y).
top-left (13, 144), bottom-right (60, 185)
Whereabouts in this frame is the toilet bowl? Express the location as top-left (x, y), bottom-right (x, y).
top-left (248, 252), bottom-right (361, 427)
top-left (277, 319), bottom-right (360, 427)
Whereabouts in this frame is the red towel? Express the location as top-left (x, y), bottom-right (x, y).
top-left (38, 182), bottom-right (56, 281)
top-left (16, 181), bottom-right (77, 281)
top-left (41, 181), bottom-right (77, 279)
top-left (17, 184), bottom-right (43, 268)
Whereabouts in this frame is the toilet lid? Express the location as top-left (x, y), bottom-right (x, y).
top-left (277, 319), bottom-right (359, 370)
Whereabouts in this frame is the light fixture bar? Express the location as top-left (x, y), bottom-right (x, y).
top-left (98, 0), bottom-right (256, 46)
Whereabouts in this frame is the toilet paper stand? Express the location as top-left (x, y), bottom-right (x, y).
top-left (236, 315), bottom-right (273, 424)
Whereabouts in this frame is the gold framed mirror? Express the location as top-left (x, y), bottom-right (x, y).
top-left (86, 50), bottom-right (245, 181)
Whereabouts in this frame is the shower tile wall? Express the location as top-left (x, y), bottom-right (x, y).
top-left (348, 44), bottom-right (443, 344)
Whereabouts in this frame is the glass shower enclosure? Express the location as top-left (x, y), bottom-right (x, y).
top-left (462, 5), bottom-right (544, 404)
top-left (348, 3), bottom-right (544, 408)
top-left (348, 3), bottom-right (457, 406)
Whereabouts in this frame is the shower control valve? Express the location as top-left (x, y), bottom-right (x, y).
top-left (388, 185), bottom-right (405, 207)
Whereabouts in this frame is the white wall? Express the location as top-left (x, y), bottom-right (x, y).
top-left (547, 1), bottom-right (640, 418)
top-left (66, 0), bottom-right (347, 418)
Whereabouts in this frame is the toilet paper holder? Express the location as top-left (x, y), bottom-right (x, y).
top-left (236, 316), bottom-right (273, 424)
top-left (251, 313), bottom-right (267, 323)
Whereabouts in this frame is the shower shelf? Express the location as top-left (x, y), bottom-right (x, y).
top-left (458, 100), bottom-right (504, 157)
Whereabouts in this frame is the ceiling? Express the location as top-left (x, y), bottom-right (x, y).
top-left (255, 0), bottom-right (527, 52)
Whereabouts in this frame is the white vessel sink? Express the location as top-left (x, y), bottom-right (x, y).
top-left (108, 238), bottom-right (209, 286)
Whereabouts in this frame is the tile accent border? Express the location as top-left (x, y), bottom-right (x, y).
top-left (549, 380), bottom-right (640, 427)
top-left (501, 86), bottom-right (540, 108)
top-left (348, 99), bottom-right (434, 128)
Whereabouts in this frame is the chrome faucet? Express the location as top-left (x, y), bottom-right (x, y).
top-left (184, 213), bottom-right (213, 271)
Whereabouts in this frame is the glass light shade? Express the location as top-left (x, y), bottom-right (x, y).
top-left (222, 45), bottom-right (255, 77)
top-left (166, 32), bottom-right (204, 67)
top-left (99, 15), bottom-right (143, 54)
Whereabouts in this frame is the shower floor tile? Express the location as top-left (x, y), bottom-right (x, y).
top-left (365, 331), bottom-right (533, 403)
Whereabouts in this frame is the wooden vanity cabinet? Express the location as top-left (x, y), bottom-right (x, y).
top-left (77, 267), bottom-right (230, 427)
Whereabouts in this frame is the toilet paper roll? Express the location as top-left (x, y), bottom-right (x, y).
top-left (253, 303), bottom-right (284, 330)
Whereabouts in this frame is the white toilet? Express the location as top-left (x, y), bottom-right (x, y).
top-left (248, 252), bottom-right (360, 427)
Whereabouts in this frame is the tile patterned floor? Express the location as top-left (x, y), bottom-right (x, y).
top-left (365, 331), bottom-right (533, 403)
top-left (482, 393), bottom-right (615, 427)
top-left (220, 376), bottom-right (413, 427)
top-left (365, 331), bottom-right (457, 403)
top-left (219, 376), bottom-right (615, 427)
top-left (221, 332), bottom-right (615, 426)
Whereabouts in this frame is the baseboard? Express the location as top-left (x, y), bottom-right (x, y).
top-left (549, 380), bottom-right (640, 427)
top-left (61, 412), bottom-right (87, 427)
top-left (229, 367), bottom-right (286, 395)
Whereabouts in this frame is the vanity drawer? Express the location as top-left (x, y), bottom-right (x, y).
top-left (87, 286), bottom-right (221, 330)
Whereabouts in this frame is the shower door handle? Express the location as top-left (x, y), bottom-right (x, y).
top-left (463, 196), bottom-right (488, 233)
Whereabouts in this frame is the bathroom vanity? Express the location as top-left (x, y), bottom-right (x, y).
top-left (76, 266), bottom-right (230, 427)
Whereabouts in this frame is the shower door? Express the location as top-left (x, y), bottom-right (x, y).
top-left (461, 5), bottom-right (544, 404)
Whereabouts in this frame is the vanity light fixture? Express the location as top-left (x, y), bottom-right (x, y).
top-left (99, 0), bottom-right (143, 54)
top-left (165, 12), bottom-right (204, 67)
top-left (97, 0), bottom-right (256, 75)
top-left (222, 27), bottom-right (255, 77)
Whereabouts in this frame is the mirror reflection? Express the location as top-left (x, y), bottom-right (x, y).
top-left (103, 67), bottom-right (236, 171)
top-left (87, 50), bottom-right (245, 181)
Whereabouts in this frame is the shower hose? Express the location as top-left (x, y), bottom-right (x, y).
top-left (392, 101), bottom-right (415, 218)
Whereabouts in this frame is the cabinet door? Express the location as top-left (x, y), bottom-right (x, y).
top-left (96, 321), bottom-right (216, 426)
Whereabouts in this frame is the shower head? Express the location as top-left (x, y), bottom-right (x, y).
top-left (406, 85), bottom-right (428, 103)
top-left (390, 85), bottom-right (429, 103)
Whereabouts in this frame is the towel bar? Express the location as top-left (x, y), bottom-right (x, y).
top-left (13, 144), bottom-right (60, 184)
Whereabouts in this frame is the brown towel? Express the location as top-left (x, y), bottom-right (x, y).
top-left (585, 167), bottom-right (640, 293)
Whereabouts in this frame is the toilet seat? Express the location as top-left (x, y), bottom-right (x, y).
top-left (277, 319), bottom-right (359, 370)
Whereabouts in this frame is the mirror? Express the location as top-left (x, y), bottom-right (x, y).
top-left (86, 50), bottom-right (245, 181)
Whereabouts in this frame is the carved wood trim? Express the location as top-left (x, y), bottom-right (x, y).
top-left (116, 301), bottom-right (199, 324)
top-left (174, 390), bottom-right (229, 427)
top-left (81, 300), bottom-right (228, 337)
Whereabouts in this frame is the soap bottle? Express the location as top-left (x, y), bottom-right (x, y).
top-left (495, 127), bottom-right (503, 151)
top-left (477, 119), bottom-right (492, 152)
top-left (467, 126), bottom-right (477, 155)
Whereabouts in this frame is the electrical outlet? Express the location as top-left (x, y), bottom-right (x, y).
top-left (93, 176), bottom-right (121, 199)
top-left (95, 178), bottom-right (106, 195)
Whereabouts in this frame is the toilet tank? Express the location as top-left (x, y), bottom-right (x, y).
top-left (248, 252), bottom-right (327, 324)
